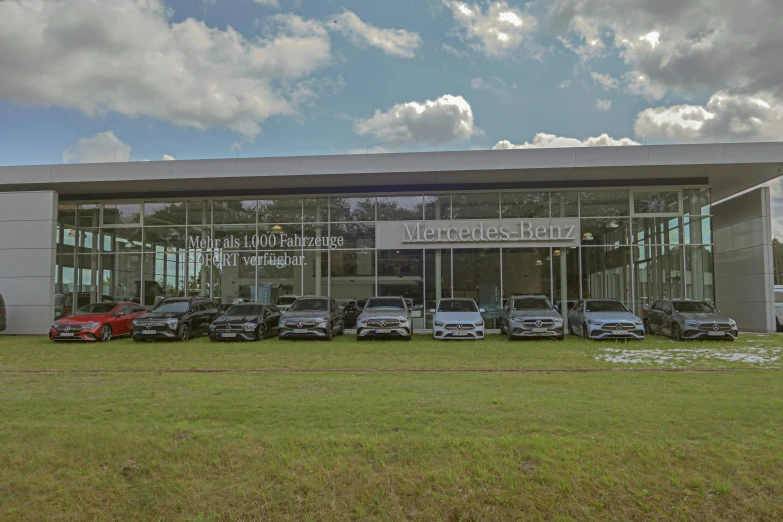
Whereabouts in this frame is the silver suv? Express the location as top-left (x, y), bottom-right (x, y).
top-left (644, 299), bottom-right (738, 341)
top-left (500, 295), bottom-right (564, 340)
top-left (356, 297), bottom-right (412, 340)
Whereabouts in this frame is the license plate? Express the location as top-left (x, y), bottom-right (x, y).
top-left (60, 332), bottom-right (74, 337)
top-left (141, 330), bottom-right (157, 335)
top-left (610, 331), bottom-right (626, 335)
top-left (452, 331), bottom-right (468, 337)
top-left (531, 328), bottom-right (548, 333)
top-left (375, 329), bottom-right (391, 334)
top-left (221, 333), bottom-right (237, 338)
top-left (293, 329), bottom-right (308, 334)
top-left (708, 331), bottom-right (725, 337)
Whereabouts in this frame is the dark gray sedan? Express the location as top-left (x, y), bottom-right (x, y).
top-left (500, 295), bottom-right (564, 340)
top-left (278, 297), bottom-right (344, 340)
top-left (644, 299), bottom-right (738, 341)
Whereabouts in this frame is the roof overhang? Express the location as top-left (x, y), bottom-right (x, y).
top-left (1, 142), bottom-right (782, 202)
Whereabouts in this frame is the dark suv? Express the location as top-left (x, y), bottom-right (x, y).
top-left (131, 297), bottom-right (219, 341)
top-left (279, 297), bottom-right (345, 340)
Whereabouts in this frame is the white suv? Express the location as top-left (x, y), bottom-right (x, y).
top-left (775, 286), bottom-right (783, 332)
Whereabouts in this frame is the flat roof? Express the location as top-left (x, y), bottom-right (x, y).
top-left (1, 141), bottom-right (782, 202)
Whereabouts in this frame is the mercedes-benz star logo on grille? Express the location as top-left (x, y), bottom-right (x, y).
top-left (617, 325), bottom-right (625, 330)
top-left (457, 324), bottom-right (463, 330)
top-left (535, 320), bottom-right (543, 328)
top-left (226, 326), bottom-right (232, 333)
top-left (380, 320), bottom-right (387, 327)
top-left (297, 322), bottom-right (304, 328)
top-left (64, 326), bottom-right (70, 332)
top-left (713, 323), bottom-right (720, 331)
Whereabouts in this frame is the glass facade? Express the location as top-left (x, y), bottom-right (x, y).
top-left (55, 188), bottom-right (714, 324)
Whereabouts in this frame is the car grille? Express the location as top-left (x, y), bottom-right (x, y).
top-left (135, 321), bottom-right (168, 328)
top-left (214, 325), bottom-right (250, 333)
top-left (698, 323), bottom-right (733, 331)
top-left (285, 320), bottom-right (318, 327)
top-left (444, 323), bottom-right (475, 330)
top-left (366, 319), bottom-right (400, 327)
top-left (601, 322), bottom-right (637, 330)
top-left (56, 325), bottom-right (84, 332)
top-left (522, 319), bottom-right (555, 328)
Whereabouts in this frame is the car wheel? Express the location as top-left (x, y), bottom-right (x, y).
top-left (337, 321), bottom-right (345, 336)
top-left (777, 317), bottom-right (783, 333)
top-left (671, 323), bottom-right (682, 342)
top-left (643, 319), bottom-right (651, 335)
top-left (582, 323), bottom-right (589, 340)
top-left (99, 324), bottom-right (112, 342)
top-left (178, 323), bottom-right (190, 342)
top-left (132, 337), bottom-right (142, 343)
top-left (326, 326), bottom-right (334, 341)
top-left (256, 325), bottom-right (265, 341)
top-left (506, 324), bottom-right (513, 341)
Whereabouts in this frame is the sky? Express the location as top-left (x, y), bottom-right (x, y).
top-left (0, 0), bottom-right (782, 234)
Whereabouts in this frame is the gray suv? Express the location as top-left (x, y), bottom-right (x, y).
top-left (500, 295), bottom-right (564, 340)
top-left (356, 296), bottom-right (412, 340)
top-left (278, 297), bottom-right (345, 340)
top-left (644, 299), bottom-right (738, 341)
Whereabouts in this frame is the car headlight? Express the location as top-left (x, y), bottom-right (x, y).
top-left (512, 317), bottom-right (523, 323)
top-left (51, 323), bottom-right (59, 330)
top-left (434, 320), bottom-right (444, 327)
top-left (397, 316), bottom-right (408, 322)
top-left (243, 322), bottom-right (256, 332)
top-left (163, 318), bottom-right (179, 329)
top-left (684, 320), bottom-right (699, 327)
top-left (474, 320), bottom-right (484, 327)
top-left (83, 322), bottom-right (100, 329)
top-left (278, 320), bottom-right (285, 329)
top-left (209, 324), bottom-right (216, 332)
top-left (588, 319), bottom-right (603, 326)
top-left (133, 319), bottom-right (141, 326)
top-left (728, 319), bottom-right (737, 328)
top-left (633, 320), bottom-right (643, 326)
top-left (554, 318), bottom-right (563, 326)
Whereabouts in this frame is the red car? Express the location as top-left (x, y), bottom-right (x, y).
top-left (50, 301), bottom-right (147, 342)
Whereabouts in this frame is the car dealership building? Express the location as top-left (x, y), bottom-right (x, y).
top-left (1, 142), bottom-right (781, 335)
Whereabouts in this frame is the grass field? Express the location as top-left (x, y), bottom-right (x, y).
top-left (1, 334), bottom-right (782, 520)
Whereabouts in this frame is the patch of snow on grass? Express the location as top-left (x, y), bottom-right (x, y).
top-left (596, 347), bottom-right (783, 366)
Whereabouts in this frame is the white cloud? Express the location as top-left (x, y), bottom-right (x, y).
top-left (329, 10), bottom-right (421, 58)
top-left (444, 1), bottom-right (537, 58)
top-left (634, 92), bottom-right (783, 142)
top-left (558, 80), bottom-right (572, 89)
top-left (547, 0), bottom-right (783, 99)
top-left (441, 43), bottom-right (469, 58)
top-left (596, 99), bottom-right (612, 111)
top-left (591, 72), bottom-right (619, 91)
top-left (471, 76), bottom-right (507, 91)
top-left (471, 77), bottom-right (490, 90)
top-left (0, 0), bottom-right (334, 139)
top-left (345, 145), bottom-right (390, 155)
top-left (162, 154), bottom-right (175, 161)
top-left (62, 131), bottom-right (131, 164)
top-left (355, 94), bottom-right (478, 147)
top-left (624, 71), bottom-right (666, 101)
top-left (253, 0), bottom-right (280, 7)
top-left (493, 132), bottom-right (639, 149)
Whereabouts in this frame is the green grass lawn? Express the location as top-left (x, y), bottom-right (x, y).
top-left (1, 334), bottom-right (782, 520)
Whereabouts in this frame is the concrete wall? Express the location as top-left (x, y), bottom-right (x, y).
top-left (0, 191), bottom-right (58, 335)
top-left (713, 187), bottom-right (776, 332)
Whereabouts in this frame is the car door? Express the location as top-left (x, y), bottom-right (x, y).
top-left (570, 301), bottom-right (584, 334)
top-left (660, 301), bottom-right (675, 336)
top-left (646, 301), bottom-right (661, 333)
top-left (116, 304), bottom-right (135, 335)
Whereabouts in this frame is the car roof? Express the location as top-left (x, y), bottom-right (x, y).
top-left (583, 298), bottom-right (621, 301)
top-left (510, 295), bottom-right (549, 299)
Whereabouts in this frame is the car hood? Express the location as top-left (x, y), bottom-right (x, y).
top-left (434, 311), bottom-right (483, 322)
top-left (138, 311), bottom-right (186, 320)
top-left (55, 314), bottom-right (110, 325)
top-left (282, 311), bottom-right (330, 320)
top-left (212, 315), bottom-right (259, 325)
top-left (677, 312), bottom-right (732, 323)
top-left (360, 309), bottom-right (407, 319)
top-left (582, 311), bottom-right (641, 322)
top-left (510, 310), bottom-right (561, 319)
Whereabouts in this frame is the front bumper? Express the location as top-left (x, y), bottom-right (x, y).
top-left (682, 328), bottom-right (738, 340)
top-left (131, 326), bottom-right (179, 340)
top-left (209, 331), bottom-right (260, 341)
top-left (49, 327), bottom-right (100, 341)
top-left (587, 326), bottom-right (645, 340)
top-left (508, 324), bottom-right (564, 339)
top-left (433, 326), bottom-right (485, 339)
top-left (279, 326), bottom-right (330, 339)
top-left (357, 326), bottom-right (411, 338)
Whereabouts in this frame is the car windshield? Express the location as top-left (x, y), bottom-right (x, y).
top-left (512, 298), bottom-right (551, 310)
top-left (152, 301), bottom-right (190, 313)
top-left (276, 297), bottom-right (298, 306)
top-left (75, 303), bottom-right (116, 315)
top-left (365, 297), bottom-right (405, 310)
top-left (673, 301), bottom-right (716, 313)
top-left (585, 300), bottom-right (628, 313)
top-left (290, 298), bottom-right (329, 312)
top-left (225, 304), bottom-right (264, 315)
top-left (438, 300), bottom-right (478, 312)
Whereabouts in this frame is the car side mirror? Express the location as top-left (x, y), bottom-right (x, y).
top-left (479, 308), bottom-right (485, 313)
top-left (115, 311), bottom-right (125, 317)
top-left (665, 309), bottom-right (672, 315)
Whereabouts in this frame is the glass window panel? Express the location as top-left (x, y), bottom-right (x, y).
top-left (684, 216), bottom-right (712, 244)
top-left (377, 195), bottom-right (424, 221)
top-left (303, 197), bottom-right (329, 222)
top-left (551, 191), bottom-right (578, 217)
top-left (632, 217), bottom-right (682, 245)
top-left (330, 223), bottom-right (375, 249)
top-left (55, 254), bottom-right (76, 307)
top-left (330, 250), bottom-right (376, 301)
top-left (258, 224), bottom-right (304, 250)
top-left (142, 251), bottom-right (186, 305)
top-left (633, 245), bottom-right (683, 312)
top-left (378, 250), bottom-right (424, 322)
top-left (329, 197), bottom-right (376, 222)
top-left (212, 251), bottom-right (257, 307)
top-left (580, 218), bottom-right (630, 245)
top-left (103, 203), bottom-right (141, 225)
top-left (213, 200), bottom-right (256, 224)
top-left (58, 204), bottom-right (77, 227)
top-left (581, 246), bottom-right (635, 311)
top-left (424, 249), bottom-right (452, 327)
top-left (254, 250), bottom-right (305, 305)
top-left (552, 247), bottom-right (580, 315)
top-left (74, 229), bottom-right (100, 254)
top-left (452, 249), bottom-right (501, 327)
top-left (579, 190), bottom-right (630, 217)
top-left (143, 202), bottom-right (187, 226)
top-left (451, 193), bottom-right (499, 220)
top-left (424, 195), bottom-right (451, 220)
top-left (633, 191), bottom-right (679, 214)
top-left (98, 253), bottom-right (140, 303)
top-left (302, 250), bottom-right (328, 297)
top-left (77, 204), bottom-right (100, 228)
top-left (187, 200), bottom-right (211, 226)
top-left (187, 250), bottom-right (212, 298)
top-left (57, 226), bottom-right (78, 255)
top-left (100, 228), bottom-right (143, 253)
top-left (501, 192), bottom-right (549, 219)
top-left (685, 246), bottom-right (715, 305)
top-left (144, 227), bottom-right (187, 253)
top-left (258, 198), bottom-right (302, 223)
top-left (502, 248), bottom-right (551, 299)
top-left (213, 225), bottom-right (256, 251)
top-left (683, 188), bottom-right (711, 216)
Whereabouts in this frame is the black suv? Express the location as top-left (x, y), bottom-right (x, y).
top-left (131, 297), bottom-right (219, 341)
